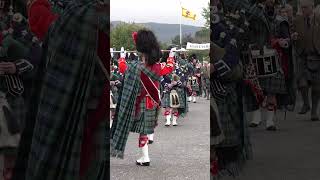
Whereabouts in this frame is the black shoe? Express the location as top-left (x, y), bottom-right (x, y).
top-left (165, 124), bottom-right (170, 127)
top-left (136, 161), bottom-right (150, 166)
top-left (266, 126), bottom-right (277, 131)
top-left (249, 123), bottom-right (259, 128)
top-left (148, 140), bottom-right (153, 144)
top-left (298, 105), bottom-right (310, 114)
top-left (311, 117), bottom-right (319, 121)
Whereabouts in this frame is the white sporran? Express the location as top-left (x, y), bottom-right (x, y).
top-left (170, 90), bottom-right (180, 108)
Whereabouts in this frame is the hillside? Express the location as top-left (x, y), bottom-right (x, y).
top-left (111, 21), bottom-right (203, 43)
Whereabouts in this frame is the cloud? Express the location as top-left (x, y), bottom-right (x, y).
top-left (110, 0), bottom-right (209, 27)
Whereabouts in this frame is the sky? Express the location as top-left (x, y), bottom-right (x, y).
top-left (110, 0), bottom-right (209, 27)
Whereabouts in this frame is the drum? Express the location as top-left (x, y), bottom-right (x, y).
top-left (188, 76), bottom-right (198, 86)
top-left (110, 91), bottom-right (116, 109)
top-left (170, 90), bottom-right (180, 108)
top-left (251, 48), bottom-right (280, 77)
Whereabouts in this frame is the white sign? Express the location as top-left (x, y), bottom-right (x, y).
top-left (186, 42), bottom-right (210, 50)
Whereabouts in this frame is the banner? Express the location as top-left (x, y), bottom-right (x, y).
top-left (182, 7), bottom-right (196, 20)
top-left (186, 42), bottom-right (210, 50)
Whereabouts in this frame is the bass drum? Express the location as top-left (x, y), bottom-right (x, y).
top-left (251, 48), bottom-right (280, 77)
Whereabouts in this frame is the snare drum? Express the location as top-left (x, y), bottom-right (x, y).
top-left (251, 48), bottom-right (280, 77)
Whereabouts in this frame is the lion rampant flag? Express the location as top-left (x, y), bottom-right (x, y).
top-left (182, 7), bottom-right (196, 20)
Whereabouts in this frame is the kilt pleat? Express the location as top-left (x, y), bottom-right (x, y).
top-left (131, 99), bottom-right (157, 135)
top-left (258, 73), bottom-right (287, 94)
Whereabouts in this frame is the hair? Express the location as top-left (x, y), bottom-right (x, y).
top-left (136, 29), bottom-right (161, 65)
top-left (161, 45), bottom-right (174, 63)
top-left (129, 53), bottom-right (136, 61)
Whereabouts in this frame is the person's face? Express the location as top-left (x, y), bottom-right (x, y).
top-left (301, 5), bottom-right (313, 17)
top-left (280, 8), bottom-right (288, 18)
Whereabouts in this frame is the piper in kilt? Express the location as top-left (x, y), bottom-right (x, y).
top-left (13, 0), bottom-right (109, 179)
top-left (0, 26), bottom-right (34, 180)
top-left (210, 41), bottom-right (252, 177)
top-left (211, 4), bottom-right (252, 177)
top-left (240, 0), bottom-right (292, 131)
top-left (161, 57), bottom-right (187, 127)
top-left (201, 61), bottom-right (210, 100)
top-left (187, 56), bottom-right (201, 103)
top-left (111, 30), bottom-right (174, 166)
top-left (110, 63), bottom-right (122, 128)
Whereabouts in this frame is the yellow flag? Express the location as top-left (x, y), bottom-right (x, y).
top-left (182, 7), bottom-right (196, 20)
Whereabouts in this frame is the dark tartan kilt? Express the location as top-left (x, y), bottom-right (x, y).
top-left (82, 118), bottom-right (107, 179)
top-left (258, 73), bottom-right (287, 94)
top-left (306, 69), bottom-right (320, 85)
top-left (243, 85), bottom-right (260, 112)
top-left (161, 93), bottom-right (170, 108)
top-left (177, 88), bottom-right (187, 110)
top-left (191, 84), bottom-right (200, 92)
top-left (215, 89), bottom-right (242, 147)
top-left (131, 99), bottom-right (157, 135)
top-left (161, 88), bottom-right (186, 109)
top-left (204, 78), bottom-right (210, 89)
top-left (6, 95), bottom-right (26, 130)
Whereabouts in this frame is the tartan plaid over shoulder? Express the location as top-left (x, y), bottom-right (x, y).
top-left (24, 2), bottom-right (107, 180)
top-left (111, 62), bottom-right (161, 159)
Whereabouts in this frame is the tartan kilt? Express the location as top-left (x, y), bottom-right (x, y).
top-left (215, 89), bottom-right (242, 146)
top-left (0, 93), bottom-right (25, 154)
top-left (161, 93), bottom-right (170, 108)
top-left (258, 73), bottom-right (287, 94)
top-left (82, 119), bottom-right (107, 179)
top-left (205, 79), bottom-right (210, 89)
top-left (131, 98), bottom-right (157, 135)
top-left (176, 88), bottom-right (187, 110)
top-left (6, 95), bottom-right (26, 129)
top-left (191, 84), bottom-right (200, 92)
top-left (306, 69), bottom-right (320, 84)
top-left (243, 85), bottom-right (260, 112)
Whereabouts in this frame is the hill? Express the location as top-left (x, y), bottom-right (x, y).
top-left (111, 21), bottom-right (203, 43)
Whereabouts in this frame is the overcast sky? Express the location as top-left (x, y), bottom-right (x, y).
top-left (110, 0), bottom-right (209, 27)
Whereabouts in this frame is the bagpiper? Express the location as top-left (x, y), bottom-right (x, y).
top-left (211, 3), bottom-right (252, 177)
top-left (161, 48), bottom-right (187, 126)
top-left (111, 30), bottom-right (174, 166)
top-left (187, 54), bottom-right (201, 103)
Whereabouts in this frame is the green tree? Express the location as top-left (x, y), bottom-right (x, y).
top-left (111, 22), bottom-right (145, 51)
top-left (171, 33), bottom-right (194, 46)
top-left (194, 28), bottom-right (210, 43)
top-left (202, 2), bottom-right (210, 29)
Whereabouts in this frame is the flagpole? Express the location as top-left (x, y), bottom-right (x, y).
top-left (179, 0), bottom-right (182, 48)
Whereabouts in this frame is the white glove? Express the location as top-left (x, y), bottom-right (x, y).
top-left (32, 36), bottom-right (39, 43)
top-left (169, 47), bottom-right (176, 57)
top-left (22, 30), bottom-right (28, 36)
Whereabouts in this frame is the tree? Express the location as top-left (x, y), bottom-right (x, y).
top-left (202, 2), bottom-right (210, 29)
top-left (171, 33), bottom-right (194, 46)
top-left (111, 22), bottom-right (145, 51)
top-left (194, 28), bottom-right (210, 43)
